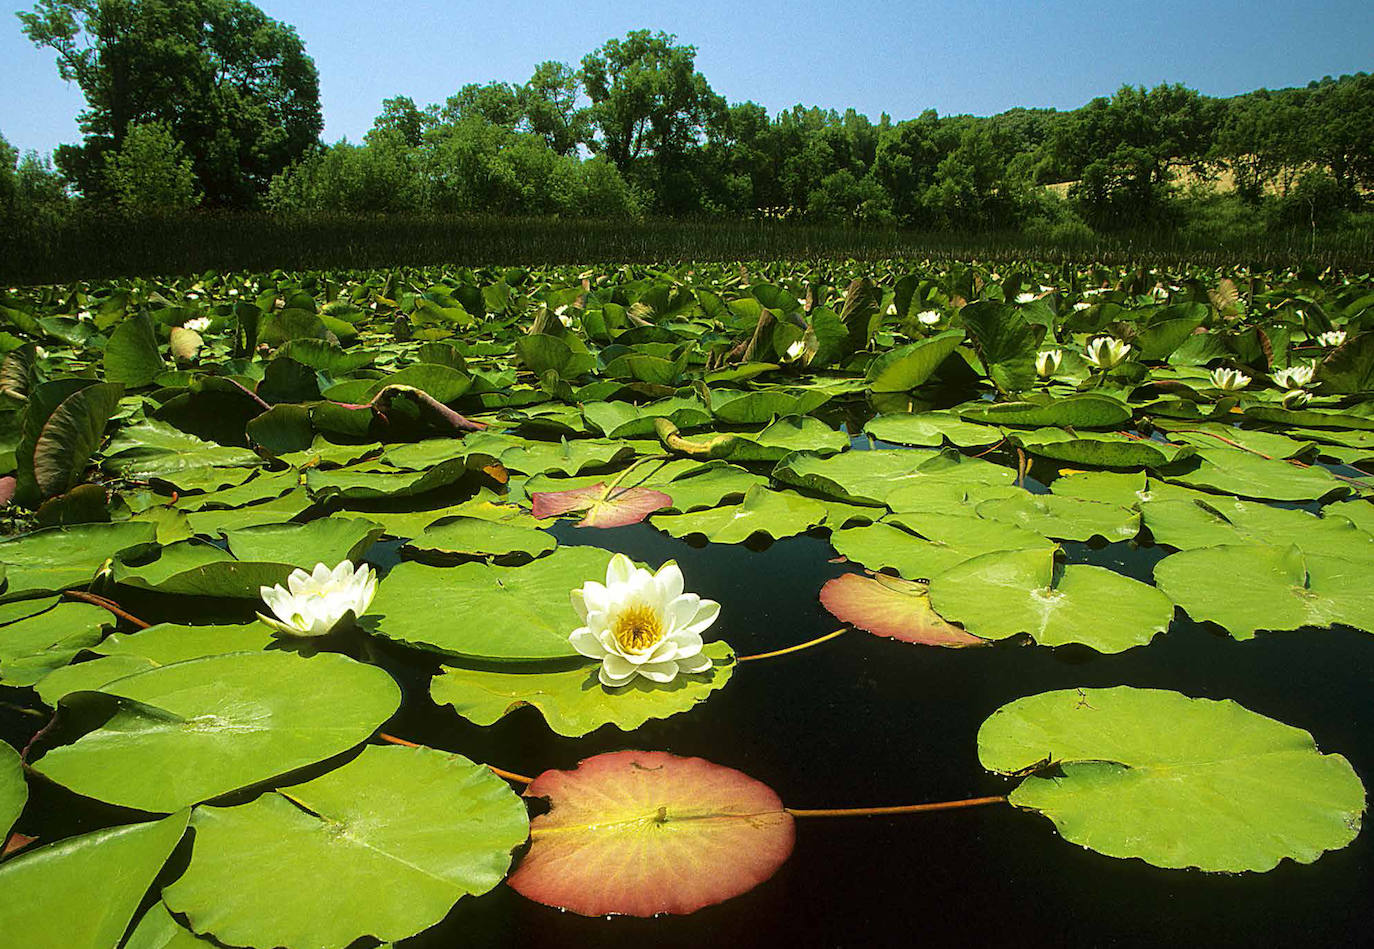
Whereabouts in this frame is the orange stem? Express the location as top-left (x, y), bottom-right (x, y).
top-left (737, 628), bottom-right (846, 662)
top-left (63, 590), bottom-right (151, 629)
top-left (786, 795), bottom-right (1008, 818)
top-left (377, 732), bottom-right (533, 784)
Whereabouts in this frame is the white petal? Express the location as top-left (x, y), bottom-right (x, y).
top-left (654, 562), bottom-right (684, 605)
top-left (682, 598), bottom-right (721, 636)
top-left (570, 587), bottom-right (588, 621)
top-left (605, 553), bottom-right (635, 587)
top-left (580, 581), bottom-right (608, 615)
top-left (599, 664), bottom-right (635, 688)
top-left (569, 626), bottom-right (605, 659)
top-left (677, 652), bottom-right (713, 674)
top-left (600, 653), bottom-right (636, 683)
top-left (285, 568), bottom-right (312, 595)
top-left (663, 593), bottom-right (700, 633)
top-left (636, 660), bottom-right (680, 683)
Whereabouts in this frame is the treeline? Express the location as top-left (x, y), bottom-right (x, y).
top-left (4, 1), bottom-right (1374, 245)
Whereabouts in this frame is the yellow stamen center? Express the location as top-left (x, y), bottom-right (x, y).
top-left (613, 604), bottom-right (663, 652)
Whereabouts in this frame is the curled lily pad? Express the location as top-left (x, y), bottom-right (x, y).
top-left (0, 522), bottom-right (158, 599)
top-left (431, 641), bottom-right (735, 737)
top-left (163, 745), bottom-right (528, 949)
top-left (979, 687), bottom-right (1366, 872)
top-left (820, 573), bottom-right (984, 646)
top-left (930, 548), bottom-right (1174, 653)
top-left (0, 599), bottom-right (110, 687)
top-left (0, 810), bottom-right (189, 949)
top-left (509, 750), bottom-right (794, 916)
top-left (34, 651), bottom-right (401, 812)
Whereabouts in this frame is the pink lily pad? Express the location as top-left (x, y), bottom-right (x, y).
top-left (820, 572), bottom-right (986, 647)
top-left (531, 482), bottom-right (672, 528)
top-left (509, 750), bottom-right (795, 917)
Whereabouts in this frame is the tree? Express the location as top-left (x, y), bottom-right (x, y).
top-left (367, 95), bottom-right (427, 148)
top-left (19, 0), bottom-right (323, 207)
top-left (1, 133), bottom-right (71, 227)
top-left (101, 120), bottom-right (199, 211)
top-left (520, 61), bottom-right (587, 157)
top-left (579, 29), bottom-right (724, 205)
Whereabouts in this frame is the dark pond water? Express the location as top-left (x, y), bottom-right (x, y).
top-left (3, 487), bottom-right (1372, 948)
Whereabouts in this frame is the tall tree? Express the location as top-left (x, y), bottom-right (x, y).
top-left (520, 61), bottom-right (587, 157)
top-left (19, 0), bottom-right (322, 206)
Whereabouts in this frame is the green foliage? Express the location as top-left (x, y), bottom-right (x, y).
top-left (101, 121), bottom-right (200, 213)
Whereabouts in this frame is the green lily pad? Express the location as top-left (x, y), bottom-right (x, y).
top-left (1161, 445), bottom-right (1346, 501)
top-left (2, 740), bottom-right (24, 842)
top-left (652, 486), bottom-right (829, 544)
top-left (976, 492), bottom-right (1140, 542)
top-left (978, 687), bottom-right (1366, 872)
top-left (863, 411), bottom-right (1000, 447)
top-left (0, 522), bottom-right (158, 599)
top-left (1050, 469), bottom-right (1149, 507)
top-left (930, 548), bottom-right (1174, 652)
top-left (1153, 543), bottom-right (1374, 638)
top-left (125, 904), bottom-right (216, 949)
top-left (432, 641), bottom-right (736, 737)
top-left (102, 420), bottom-right (261, 479)
top-left (369, 545), bottom-right (616, 661)
top-left (34, 651), bottom-right (401, 812)
top-left (408, 516), bottom-right (557, 559)
top-left (0, 810), bottom-right (189, 949)
top-left (0, 600), bottom-right (111, 687)
top-left (163, 745), bottom-right (528, 949)
top-left (1016, 429), bottom-right (1184, 468)
top-left (1143, 495), bottom-right (1374, 560)
top-left (774, 448), bottom-right (1014, 506)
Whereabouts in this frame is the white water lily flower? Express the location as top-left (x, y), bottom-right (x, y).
top-left (554, 305), bottom-right (573, 327)
top-left (569, 553), bottom-right (718, 688)
top-left (1210, 367), bottom-right (1251, 391)
top-left (183, 316), bottom-right (211, 333)
top-left (916, 309), bottom-right (941, 325)
top-left (1282, 388), bottom-right (1312, 408)
top-left (1272, 363), bottom-right (1315, 389)
top-left (1035, 349), bottom-right (1062, 379)
top-left (186, 292), bottom-right (199, 301)
top-left (257, 560), bottom-right (376, 637)
top-left (77, 309), bottom-right (92, 320)
top-left (1084, 336), bottom-right (1131, 369)
top-left (784, 338), bottom-right (806, 362)
top-left (1150, 286), bottom-right (1169, 300)
top-left (1015, 292), bottom-right (1037, 304)
top-left (1318, 330), bottom-right (1347, 347)
top-left (228, 288), bottom-right (239, 297)
top-left (33, 345), bottom-right (47, 360)
top-left (885, 302), bottom-right (897, 315)
top-left (1072, 301), bottom-right (1092, 311)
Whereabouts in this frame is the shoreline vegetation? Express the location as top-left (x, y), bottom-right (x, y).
top-left (4, 212), bottom-right (1372, 285)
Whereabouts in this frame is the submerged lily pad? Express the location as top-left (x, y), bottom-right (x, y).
top-left (930, 548), bottom-right (1174, 652)
top-left (509, 750), bottom-right (794, 916)
top-left (432, 640), bottom-right (735, 737)
top-left (163, 745), bottom-right (528, 949)
top-left (34, 651), bottom-right (400, 812)
top-left (0, 810), bottom-right (189, 949)
top-left (979, 687), bottom-right (1366, 872)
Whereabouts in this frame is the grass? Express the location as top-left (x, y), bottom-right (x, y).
top-left (3, 212), bottom-right (1372, 284)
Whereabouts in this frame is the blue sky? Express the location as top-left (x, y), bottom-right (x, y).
top-left (2, 0), bottom-right (1371, 156)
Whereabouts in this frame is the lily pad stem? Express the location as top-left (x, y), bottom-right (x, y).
top-left (737, 627), bottom-right (847, 662)
top-left (63, 590), bottom-right (151, 629)
top-left (785, 795), bottom-right (1008, 818)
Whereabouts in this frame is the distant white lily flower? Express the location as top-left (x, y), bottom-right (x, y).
top-left (554, 305), bottom-right (573, 328)
top-left (183, 316), bottom-right (211, 333)
top-left (1073, 302), bottom-right (1092, 311)
top-left (1084, 336), bottom-right (1131, 369)
top-left (1150, 286), bottom-right (1169, 300)
top-left (1035, 349), bottom-right (1062, 379)
top-left (1015, 292), bottom-right (1037, 304)
top-left (77, 309), bottom-right (93, 320)
top-left (186, 292), bottom-right (199, 301)
top-left (1282, 389), bottom-right (1313, 408)
top-left (1210, 367), bottom-right (1251, 391)
top-left (569, 553), bottom-right (718, 688)
top-left (916, 310), bottom-right (941, 325)
top-left (228, 288), bottom-right (239, 297)
top-left (1318, 330), bottom-right (1347, 347)
top-left (885, 302), bottom-right (897, 315)
top-left (257, 560), bottom-right (377, 637)
top-left (1039, 285), bottom-right (1054, 293)
top-left (1272, 364), bottom-right (1315, 389)
top-left (784, 338), bottom-right (806, 362)
top-left (33, 346), bottom-right (47, 360)
top-left (797, 296), bottom-right (808, 309)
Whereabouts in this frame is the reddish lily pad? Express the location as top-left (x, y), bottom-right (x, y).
top-left (820, 573), bottom-right (986, 647)
top-left (509, 750), bottom-right (795, 917)
top-left (531, 482), bottom-right (673, 528)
